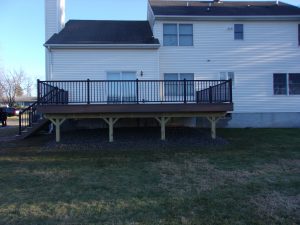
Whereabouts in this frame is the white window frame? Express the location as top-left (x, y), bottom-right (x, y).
top-left (163, 23), bottom-right (193, 46)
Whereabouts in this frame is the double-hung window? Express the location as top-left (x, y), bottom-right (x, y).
top-left (273, 73), bottom-right (300, 95)
top-left (164, 73), bottom-right (194, 97)
top-left (234, 24), bottom-right (244, 40)
top-left (163, 24), bottom-right (193, 46)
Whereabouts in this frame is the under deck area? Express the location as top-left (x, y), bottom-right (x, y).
top-left (19, 79), bottom-right (233, 142)
top-left (37, 103), bottom-right (233, 142)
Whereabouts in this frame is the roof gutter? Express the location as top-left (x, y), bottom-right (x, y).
top-left (155, 15), bottom-right (300, 21)
top-left (44, 43), bottom-right (161, 50)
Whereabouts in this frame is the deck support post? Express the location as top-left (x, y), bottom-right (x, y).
top-left (48, 118), bottom-right (66, 143)
top-left (103, 118), bottom-right (119, 142)
top-left (155, 117), bottom-right (171, 141)
top-left (206, 116), bottom-right (221, 139)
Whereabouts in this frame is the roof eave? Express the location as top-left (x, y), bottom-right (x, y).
top-left (44, 43), bottom-right (161, 49)
top-left (154, 15), bottom-right (300, 21)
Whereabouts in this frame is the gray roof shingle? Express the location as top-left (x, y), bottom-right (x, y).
top-left (149, 1), bottom-right (300, 16)
top-left (45, 20), bottom-right (159, 45)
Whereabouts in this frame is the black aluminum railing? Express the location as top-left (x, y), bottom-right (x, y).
top-left (37, 79), bottom-right (232, 105)
top-left (19, 82), bottom-right (68, 135)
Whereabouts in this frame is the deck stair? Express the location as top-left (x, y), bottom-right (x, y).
top-left (18, 82), bottom-right (67, 139)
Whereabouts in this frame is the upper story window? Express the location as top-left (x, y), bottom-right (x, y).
top-left (163, 24), bottom-right (193, 46)
top-left (234, 24), bottom-right (244, 40)
top-left (273, 73), bottom-right (300, 95)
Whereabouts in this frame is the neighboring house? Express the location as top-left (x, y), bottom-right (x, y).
top-left (0, 96), bottom-right (36, 108)
top-left (15, 96), bottom-right (37, 108)
top-left (19, 0), bottom-right (300, 141)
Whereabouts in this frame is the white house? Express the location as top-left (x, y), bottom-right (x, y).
top-left (42, 0), bottom-right (300, 129)
top-left (19, 0), bottom-right (300, 142)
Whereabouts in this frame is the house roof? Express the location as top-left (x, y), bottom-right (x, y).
top-left (149, 1), bottom-right (300, 17)
top-left (45, 20), bottom-right (160, 46)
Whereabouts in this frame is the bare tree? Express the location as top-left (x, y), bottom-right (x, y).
top-left (0, 69), bottom-right (33, 107)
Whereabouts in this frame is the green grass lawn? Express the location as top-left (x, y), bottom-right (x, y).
top-left (0, 129), bottom-right (299, 224)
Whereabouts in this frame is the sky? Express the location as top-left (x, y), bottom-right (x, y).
top-left (0, 0), bottom-right (299, 81)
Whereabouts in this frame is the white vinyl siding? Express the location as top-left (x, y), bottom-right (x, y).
top-left (50, 49), bottom-right (158, 81)
top-left (49, 49), bottom-right (159, 103)
top-left (153, 20), bottom-right (300, 113)
top-left (220, 72), bottom-right (235, 87)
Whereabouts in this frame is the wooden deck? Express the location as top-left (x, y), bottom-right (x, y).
top-left (20, 79), bottom-right (233, 142)
top-left (37, 103), bottom-right (233, 114)
top-left (37, 103), bottom-right (233, 143)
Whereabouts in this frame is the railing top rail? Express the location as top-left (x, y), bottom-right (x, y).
top-left (19, 102), bottom-right (38, 116)
top-left (39, 79), bottom-right (229, 82)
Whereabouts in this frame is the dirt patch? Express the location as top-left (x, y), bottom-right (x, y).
top-left (43, 127), bottom-right (228, 151)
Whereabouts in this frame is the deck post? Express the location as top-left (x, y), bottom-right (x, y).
top-left (155, 117), bottom-right (171, 141)
top-left (103, 118), bottom-right (119, 142)
top-left (206, 116), bottom-right (221, 139)
top-left (48, 118), bottom-right (66, 143)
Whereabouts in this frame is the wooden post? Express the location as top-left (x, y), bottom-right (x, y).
top-left (49, 118), bottom-right (66, 143)
top-left (103, 118), bottom-right (119, 142)
top-left (155, 117), bottom-right (171, 141)
top-left (207, 116), bottom-right (221, 139)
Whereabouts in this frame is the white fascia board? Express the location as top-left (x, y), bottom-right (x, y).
top-left (44, 43), bottom-right (161, 49)
top-left (155, 15), bottom-right (300, 21)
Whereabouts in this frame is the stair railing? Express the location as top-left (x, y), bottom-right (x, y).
top-left (18, 80), bottom-right (68, 135)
